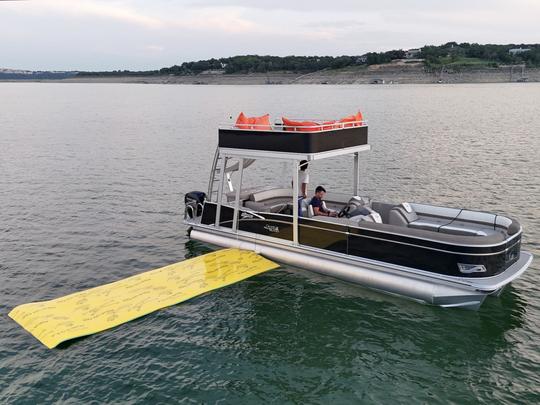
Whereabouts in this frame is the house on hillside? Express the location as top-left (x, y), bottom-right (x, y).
top-left (356, 54), bottom-right (368, 64)
top-left (509, 48), bottom-right (531, 55)
top-left (405, 49), bottom-right (421, 59)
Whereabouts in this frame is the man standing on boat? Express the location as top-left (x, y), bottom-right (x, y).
top-left (298, 160), bottom-right (309, 198)
top-left (296, 160), bottom-right (310, 217)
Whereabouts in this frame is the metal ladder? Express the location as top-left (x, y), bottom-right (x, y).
top-left (207, 148), bottom-right (233, 202)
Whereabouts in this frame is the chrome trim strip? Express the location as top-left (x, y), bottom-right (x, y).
top-left (197, 218), bottom-right (517, 257)
top-left (347, 229), bottom-right (520, 257)
top-left (299, 223), bottom-right (347, 235)
top-left (215, 218), bottom-right (517, 256)
top-left (203, 202), bottom-right (520, 250)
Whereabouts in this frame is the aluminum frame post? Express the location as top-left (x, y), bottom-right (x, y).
top-left (214, 156), bottom-right (227, 227)
top-left (232, 158), bottom-right (244, 232)
top-left (353, 152), bottom-right (359, 196)
top-left (292, 160), bottom-right (299, 244)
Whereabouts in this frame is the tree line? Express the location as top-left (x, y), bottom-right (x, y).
top-left (421, 42), bottom-right (540, 68)
top-left (157, 52), bottom-right (408, 75)
top-left (77, 42), bottom-right (540, 77)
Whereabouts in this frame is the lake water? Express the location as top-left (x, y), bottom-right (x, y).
top-left (1, 83), bottom-right (539, 404)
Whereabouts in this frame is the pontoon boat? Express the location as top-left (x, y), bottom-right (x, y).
top-left (184, 117), bottom-right (532, 309)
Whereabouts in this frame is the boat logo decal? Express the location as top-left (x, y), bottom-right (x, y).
top-left (457, 263), bottom-right (487, 274)
top-left (506, 248), bottom-right (518, 262)
top-left (264, 224), bottom-right (280, 233)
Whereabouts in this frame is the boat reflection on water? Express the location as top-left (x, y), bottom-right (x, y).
top-left (183, 239), bottom-right (214, 260)
top-left (183, 239), bottom-right (527, 355)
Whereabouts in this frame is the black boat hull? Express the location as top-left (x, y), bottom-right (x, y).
top-left (200, 202), bottom-right (521, 279)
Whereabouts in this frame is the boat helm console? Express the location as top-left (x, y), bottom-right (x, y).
top-left (184, 113), bottom-right (533, 310)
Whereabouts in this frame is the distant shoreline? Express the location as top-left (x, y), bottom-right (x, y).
top-left (2, 65), bottom-right (539, 85)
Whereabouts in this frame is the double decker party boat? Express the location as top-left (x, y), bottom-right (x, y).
top-left (184, 114), bottom-right (532, 310)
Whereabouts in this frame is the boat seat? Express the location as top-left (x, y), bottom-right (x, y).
top-left (388, 204), bottom-right (419, 227)
top-left (350, 212), bottom-right (383, 224)
top-left (244, 188), bottom-right (293, 213)
top-left (371, 202), bottom-right (397, 224)
top-left (226, 186), bottom-right (268, 202)
top-left (438, 221), bottom-right (497, 237)
top-left (249, 188), bottom-right (293, 202)
top-left (391, 203), bottom-right (501, 237)
top-left (244, 198), bottom-right (289, 213)
top-left (408, 217), bottom-right (450, 232)
top-left (389, 204), bottom-right (479, 234)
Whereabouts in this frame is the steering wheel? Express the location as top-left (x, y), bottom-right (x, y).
top-left (338, 205), bottom-right (351, 218)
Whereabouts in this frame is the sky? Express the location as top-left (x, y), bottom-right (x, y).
top-left (1, 0), bottom-right (539, 71)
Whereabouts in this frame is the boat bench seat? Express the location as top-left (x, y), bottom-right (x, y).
top-left (410, 218), bottom-right (496, 236)
top-left (244, 198), bottom-right (290, 213)
top-left (408, 218), bottom-right (451, 232)
top-left (244, 188), bottom-right (293, 213)
top-left (438, 222), bottom-right (496, 237)
top-left (249, 188), bottom-right (293, 202)
top-left (389, 204), bottom-right (501, 237)
top-left (226, 186), bottom-right (269, 202)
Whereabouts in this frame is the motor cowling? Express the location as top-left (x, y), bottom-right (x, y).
top-left (185, 191), bottom-right (206, 219)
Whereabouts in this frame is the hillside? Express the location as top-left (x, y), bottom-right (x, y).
top-left (76, 42), bottom-right (540, 78)
top-left (3, 42), bottom-right (539, 84)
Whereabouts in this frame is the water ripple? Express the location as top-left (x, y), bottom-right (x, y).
top-left (0, 83), bottom-right (539, 404)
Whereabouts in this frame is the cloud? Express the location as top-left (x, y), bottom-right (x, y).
top-left (69, 1), bottom-right (163, 28)
top-left (0, 0), bottom-right (538, 70)
top-left (171, 8), bottom-right (260, 34)
top-left (310, 20), bottom-right (365, 29)
top-left (6, 0), bottom-right (165, 28)
top-left (187, 0), bottom-right (508, 13)
top-left (144, 44), bottom-right (165, 52)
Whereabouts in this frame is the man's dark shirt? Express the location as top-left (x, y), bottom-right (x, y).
top-left (311, 196), bottom-right (323, 210)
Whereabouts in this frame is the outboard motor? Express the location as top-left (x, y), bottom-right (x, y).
top-left (184, 191), bottom-right (206, 219)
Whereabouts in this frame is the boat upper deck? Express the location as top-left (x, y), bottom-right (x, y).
top-left (218, 121), bottom-right (369, 160)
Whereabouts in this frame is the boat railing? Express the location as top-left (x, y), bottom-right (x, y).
top-left (219, 120), bottom-right (367, 132)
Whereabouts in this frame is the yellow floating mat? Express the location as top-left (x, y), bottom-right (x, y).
top-left (9, 249), bottom-right (278, 349)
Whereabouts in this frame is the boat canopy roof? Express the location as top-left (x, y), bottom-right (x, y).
top-left (217, 122), bottom-right (370, 161)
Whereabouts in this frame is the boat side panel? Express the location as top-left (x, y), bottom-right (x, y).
top-left (350, 222), bottom-right (508, 254)
top-left (239, 213), bottom-right (293, 241)
top-left (200, 202), bottom-right (520, 277)
top-left (347, 233), bottom-right (517, 277)
top-left (218, 126), bottom-right (368, 154)
top-left (201, 202), bottom-right (233, 228)
top-left (299, 218), bottom-right (348, 254)
top-left (202, 203), bottom-right (293, 241)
